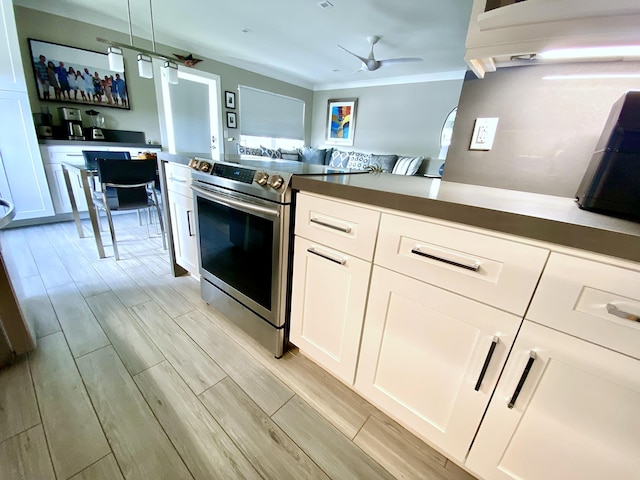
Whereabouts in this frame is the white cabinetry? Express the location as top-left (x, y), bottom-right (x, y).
top-left (290, 193), bottom-right (379, 384)
top-left (466, 320), bottom-right (640, 480)
top-left (0, 0), bottom-right (25, 91)
top-left (164, 162), bottom-right (198, 275)
top-left (466, 0), bottom-right (640, 78)
top-left (356, 266), bottom-right (520, 462)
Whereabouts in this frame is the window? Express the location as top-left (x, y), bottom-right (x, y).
top-left (238, 86), bottom-right (305, 149)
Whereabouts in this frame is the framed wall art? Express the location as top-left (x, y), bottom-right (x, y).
top-left (326, 98), bottom-right (357, 146)
top-left (226, 111), bottom-right (237, 129)
top-left (225, 91), bottom-right (236, 109)
top-left (27, 38), bottom-right (130, 109)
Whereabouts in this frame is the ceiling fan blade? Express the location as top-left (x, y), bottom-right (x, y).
top-left (378, 57), bottom-right (423, 67)
top-left (338, 45), bottom-right (368, 65)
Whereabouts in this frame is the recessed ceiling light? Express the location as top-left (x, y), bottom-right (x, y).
top-left (317, 1), bottom-right (334, 9)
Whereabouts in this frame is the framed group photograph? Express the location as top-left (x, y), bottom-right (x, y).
top-left (27, 38), bottom-right (130, 110)
top-left (226, 111), bottom-right (237, 129)
top-left (225, 91), bottom-right (236, 109)
top-left (326, 98), bottom-right (357, 146)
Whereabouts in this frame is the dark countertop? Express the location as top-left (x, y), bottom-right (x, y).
top-left (40, 139), bottom-right (162, 149)
top-left (291, 173), bottom-right (640, 264)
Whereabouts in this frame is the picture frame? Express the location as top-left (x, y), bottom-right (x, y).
top-left (225, 91), bottom-right (236, 109)
top-left (326, 98), bottom-right (357, 146)
top-left (27, 38), bottom-right (130, 110)
top-left (226, 111), bottom-right (237, 129)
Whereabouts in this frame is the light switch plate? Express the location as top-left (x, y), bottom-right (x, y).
top-left (470, 117), bottom-right (499, 150)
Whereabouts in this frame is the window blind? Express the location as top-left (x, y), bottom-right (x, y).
top-left (238, 86), bottom-right (305, 140)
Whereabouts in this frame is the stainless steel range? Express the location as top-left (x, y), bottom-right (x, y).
top-left (191, 158), bottom-right (363, 357)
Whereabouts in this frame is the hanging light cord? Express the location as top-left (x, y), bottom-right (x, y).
top-left (149, 0), bottom-right (156, 53)
top-left (127, 0), bottom-right (133, 47)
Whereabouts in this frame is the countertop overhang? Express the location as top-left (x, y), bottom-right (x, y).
top-left (292, 173), bottom-right (640, 264)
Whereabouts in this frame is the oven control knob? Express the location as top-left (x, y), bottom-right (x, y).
top-left (269, 174), bottom-right (284, 190)
top-left (255, 171), bottom-right (269, 186)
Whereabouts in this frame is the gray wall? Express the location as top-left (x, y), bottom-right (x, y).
top-left (14, 6), bottom-right (314, 152)
top-left (312, 81), bottom-right (464, 174)
top-left (444, 61), bottom-right (640, 197)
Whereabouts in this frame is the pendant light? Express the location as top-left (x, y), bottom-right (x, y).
top-left (107, 46), bottom-right (124, 72)
top-left (138, 54), bottom-right (154, 78)
top-left (163, 61), bottom-right (179, 84)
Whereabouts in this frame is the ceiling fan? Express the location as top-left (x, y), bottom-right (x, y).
top-left (338, 35), bottom-right (423, 72)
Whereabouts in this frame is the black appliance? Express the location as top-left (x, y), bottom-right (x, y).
top-left (576, 91), bottom-right (640, 221)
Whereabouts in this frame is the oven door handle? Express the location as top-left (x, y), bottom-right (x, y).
top-left (191, 185), bottom-right (280, 218)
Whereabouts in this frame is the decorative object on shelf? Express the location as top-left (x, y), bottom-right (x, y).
top-left (470, 117), bottom-right (499, 151)
top-left (97, 0), bottom-right (180, 84)
top-left (225, 91), bottom-right (236, 109)
top-left (226, 111), bottom-right (237, 129)
top-left (326, 98), bottom-right (357, 146)
top-left (27, 38), bottom-right (130, 110)
top-left (173, 53), bottom-right (202, 67)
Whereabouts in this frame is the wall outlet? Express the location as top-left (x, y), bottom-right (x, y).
top-left (470, 118), bottom-right (499, 150)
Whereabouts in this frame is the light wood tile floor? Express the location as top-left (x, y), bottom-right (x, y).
top-left (0, 213), bottom-right (478, 480)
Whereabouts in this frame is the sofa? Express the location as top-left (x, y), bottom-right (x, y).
top-left (236, 144), bottom-right (427, 175)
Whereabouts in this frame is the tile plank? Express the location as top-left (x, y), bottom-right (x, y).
top-left (69, 454), bottom-right (124, 480)
top-left (135, 361), bottom-right (261, 480)
top-left (29, 332), bottom-right (110, 480)
top-left (91, 258), bottom-right (152, 308)
top-left (59, 252), bottom-right (111, 298)
top-left (131, 301), bottom-right (225, 395)
top-left (47, 283), bottom-right (110, 358)
top-left (200, 377), bottom-right (330, 480)
top-left (273, 396), bottom-right (394, 480)
top-left (0, 355), bottom-right (40, 443)
top-left (126, 264), bottom-right (194, 318)
top-left (0, 425), bottom-right (56, 480)
top-left (354, 413), bottom-right (477, 480)
top-left (0, 228), bottom-right (38, 279)
top-left (86, 291), bottom-right (164, 375)
top-left (76, 346), bottom-right (193, 480)
top-left (30, 245), bottom-right (73, 290)
top-left (12, 274), bottom-right (60, 338)
top-left (176, 309), bottom-right (294, 415)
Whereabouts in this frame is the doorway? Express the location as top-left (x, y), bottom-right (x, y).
top-left (155, 62), bottom-right (222, 160)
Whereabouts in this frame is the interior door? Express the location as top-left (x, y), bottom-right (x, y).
top-left (155, 63), bottom-right (222, 160)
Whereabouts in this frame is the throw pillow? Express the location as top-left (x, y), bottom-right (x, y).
top-left (328, 150), bottom-right (350, 168)
top-left (370, 154), bottom-right (398, 173)
top-left (236, 144), bottom-right (262, 156)
top-left (299, 147), bottom-right (327, 165)
top-left (346, 151), bottom-right (372, 170)
top-left (392, 156), bottom-right (424, 175)
top-left (279, 148), bottom-right (300, 161)
top-left (323, 148), bottom-right (333, 165)
top-left (260, 146), bottom-right (282, 159)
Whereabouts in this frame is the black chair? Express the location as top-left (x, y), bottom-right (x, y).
top-left (94, 158), bottom-right (166, 260)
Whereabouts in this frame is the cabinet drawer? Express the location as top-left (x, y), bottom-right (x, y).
top-left (527, 252), bottom-right (640, 360)
top-left (295, 193), bottom-right (380, 261)
top-left (164, 162), bottom-right (193, 197)
top-left (375, 213), bottom-right (549, 315)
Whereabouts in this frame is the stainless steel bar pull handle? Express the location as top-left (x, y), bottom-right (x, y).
top-left (310, 217), bottom-right (352, 233)
top-left (170, 175), bottom-right (187, 183)
top-left (474, 336), bottom-right (499, 391)
top-left (410, 248), bottom-right (480, 272)
top-left (307, 248), bottom-right (347, 265)
top-left (187, 210), bottom-right (194, 237)
top-left (606, 303), bottom-right (639, 322)
top-left (508, 351), bottom-right (537, 409)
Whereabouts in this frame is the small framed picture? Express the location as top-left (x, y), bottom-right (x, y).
top-left (225, 91), bottom-right (236, 109)
top-left (226, 111), bottom-right (237, 129)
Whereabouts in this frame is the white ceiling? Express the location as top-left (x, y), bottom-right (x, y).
top-left (16, 0), bottom-right (474, 90)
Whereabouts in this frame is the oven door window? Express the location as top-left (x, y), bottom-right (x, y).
top-left (197, 196), bottom-right (274, 310)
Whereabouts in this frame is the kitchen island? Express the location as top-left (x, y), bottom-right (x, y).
top-left (289, 172), bottom-right (640, 480)
top-left (292, 172), bottom-right (640, 263)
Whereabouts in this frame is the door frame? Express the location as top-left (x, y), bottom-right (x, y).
top-left (154, 60), bottom-right (223, 159)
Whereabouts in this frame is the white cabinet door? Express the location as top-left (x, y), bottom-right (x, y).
top-left (0, 91), bottom-right (54, 220)
top-left (290, 236), bottom-right (372, 384)
top-left (167, 189), bottom-right (198, 275)
top-left (44, 164), bottom-right (89, 214)
top-left (466, 320), bottom-right (640, 480)
top-left (356, 266), bottom-right (521, 462)
top-left (0, 0), bottom-right (26, 91)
